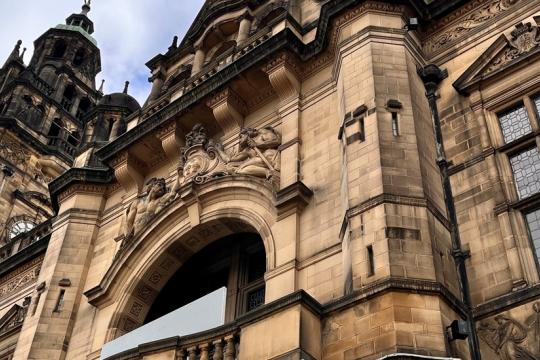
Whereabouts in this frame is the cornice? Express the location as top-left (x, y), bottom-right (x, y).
top-left (48, 167), bottom-right (114, 212)
top-left (97, 0), bottom-right (406, 163)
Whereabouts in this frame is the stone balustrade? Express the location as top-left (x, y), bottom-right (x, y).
top-left (178, 333), bottom-right (238, 360)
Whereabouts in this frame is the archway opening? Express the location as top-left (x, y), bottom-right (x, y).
top-left (145, 232), bottom-right (266, 324)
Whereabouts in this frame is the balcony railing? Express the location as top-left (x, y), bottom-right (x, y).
top-left (177, 329), bottom-right (239, 360)
top-left (48, 136), bottom-right (76, 157)
top-left (0, 219), bottom-right (52, 263)
top-left (102, 290), bottom-right (323, 360)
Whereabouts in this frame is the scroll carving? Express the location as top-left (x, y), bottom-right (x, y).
top-left (122, 124), bottom-right (281, 239)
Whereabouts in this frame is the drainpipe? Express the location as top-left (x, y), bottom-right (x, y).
top-left (417, 64), bottom-right (481, 360)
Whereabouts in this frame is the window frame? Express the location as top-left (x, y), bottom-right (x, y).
top-left (490, 89), bottom-right (540, 276)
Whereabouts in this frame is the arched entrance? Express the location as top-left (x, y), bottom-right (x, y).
top-left (145, 232), bottom-right (266, 324)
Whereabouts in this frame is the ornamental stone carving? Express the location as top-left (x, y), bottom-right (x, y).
top-left (170, 124), bottom-right (281, 192)
top-left (124, 178), bottom-right (172, 240)
top-left (478, 302), bottom-right (540, 359)
top-left (485, 22), bottom-right (540, 74)
top-left (424, 0), bottom-right (521, 54)
top-left (122, 124), bottom-right (281, 239)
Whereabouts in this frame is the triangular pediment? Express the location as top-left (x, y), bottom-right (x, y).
top-left (0, 305), bottom-right (24, 337)
top-left (454, 17), bottom-right (540, 94)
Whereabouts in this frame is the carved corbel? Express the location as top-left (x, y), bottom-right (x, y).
top-left (275, 181), bottom-right (313, 220)
top-left (263, 53), bottom-right (301, 101)
top-left (157, 120), bottom-right (185, 170)
top-left (206, 88), bottom-right (247, 135)
top-left (110, 151), bottom-right (145, 194)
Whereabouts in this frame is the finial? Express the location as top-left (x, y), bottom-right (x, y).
top-left (123, 81), bottom-right (130, 94)
top-left (13, 40), bottom-right (22, 55)
top-left (98, 79), bottom-right (105, 93)
top-left (82, 0), bottom-right (91, 15)
top-left (169, 36), bottom-right (179, 52)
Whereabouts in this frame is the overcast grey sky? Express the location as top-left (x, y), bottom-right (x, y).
top-left (0, 0), bottom-right (205, 104)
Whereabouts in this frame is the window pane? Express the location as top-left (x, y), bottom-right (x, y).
top-left (526, 209), bottom-right (540, 261)
top-left (510, 147), bottom-right (540, 199)
top-left (498, 105), bottom-right (532, 143)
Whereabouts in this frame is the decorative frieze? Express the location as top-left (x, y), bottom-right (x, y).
top-left (424, 0), bottom-right (522, 54)
top-left (0, 256), bottom-right (42, 300)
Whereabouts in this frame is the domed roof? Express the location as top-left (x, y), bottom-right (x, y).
top-left (98, 92), bottom-right (141, 113)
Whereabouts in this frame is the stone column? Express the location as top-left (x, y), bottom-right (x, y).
top-left (192, 47), bottom-right (206, 75)
top-left (147, 66), bottom-right (165, 104)
top-left (236, 14), bottom-right (253, 46)
top-left (70, 95), bottom-right (81, 117)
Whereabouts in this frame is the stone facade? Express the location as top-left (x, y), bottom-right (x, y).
top-left (1, 0), bottom-right (540, 359)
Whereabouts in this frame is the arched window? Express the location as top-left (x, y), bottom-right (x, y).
top-left (73, 48), bottom-right (86, 66)
top-left (61, 85), bottom-right (76, 111)
top-left (47, 118), bottom-right (64, 138)
top-left (8, 219), bottom-right (36, 240)
top-left (76, 97), bottom-right (91, 119)
top-left (51, 40), bottom-right (67, 58)
top-left (39, 66), bottom-right (58, 86)
top-left (67, 130), bottom-right (80, 146)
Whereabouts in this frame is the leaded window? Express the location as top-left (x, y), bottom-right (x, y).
top-left (510, 147), bottom-right (540, 199)
top-left (525, 209), bottom-right (540, 262)
top-left (497, 105), bottom-right (532, 144)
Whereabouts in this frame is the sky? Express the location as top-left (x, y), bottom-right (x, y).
top-left (0, 0), bottom-right (206, 104)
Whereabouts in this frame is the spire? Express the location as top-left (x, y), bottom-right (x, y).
top-left (3, 40), bottom-right (24, 67)
top-left (9, 40), bottom-right (22, 59)
top-left (81, 0), bottom-right (91, 15)
top-left (123, 81), bottom-right (130, 94)
top-left (20, 48), bottom-right (27, 62)
top-left (98, 79), bottom-right (105, 94)
top-left (64, 0), bottom-right (95, 35)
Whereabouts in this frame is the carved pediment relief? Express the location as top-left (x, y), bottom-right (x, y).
top-left (123, 123), bottom-right (281, 240)
top-left (454, 18), bottom-right (540, 94)
top-left (0, 301), bottom-right (29, 337)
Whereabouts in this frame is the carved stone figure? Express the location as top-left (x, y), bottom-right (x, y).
top-left (223, 126), bottom-right (281, 179)
top-left (124, 178), bottom-right (171, 239)
top-left (170, 124), bottom-right (281, 194)
top-left (124, 125), bottom-right (281, 239)
top-left (526, 302), bottom-right (540, 355)
top-left (479, 314), bottom-right (538, 359)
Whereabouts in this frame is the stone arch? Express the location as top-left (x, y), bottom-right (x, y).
top-left (89, 178), bottom-right (278, 341)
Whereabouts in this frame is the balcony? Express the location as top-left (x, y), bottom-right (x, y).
top-left (48, 136), bottom-right (76, 157)
top-left (101, 291), bottom-right (322, 360)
